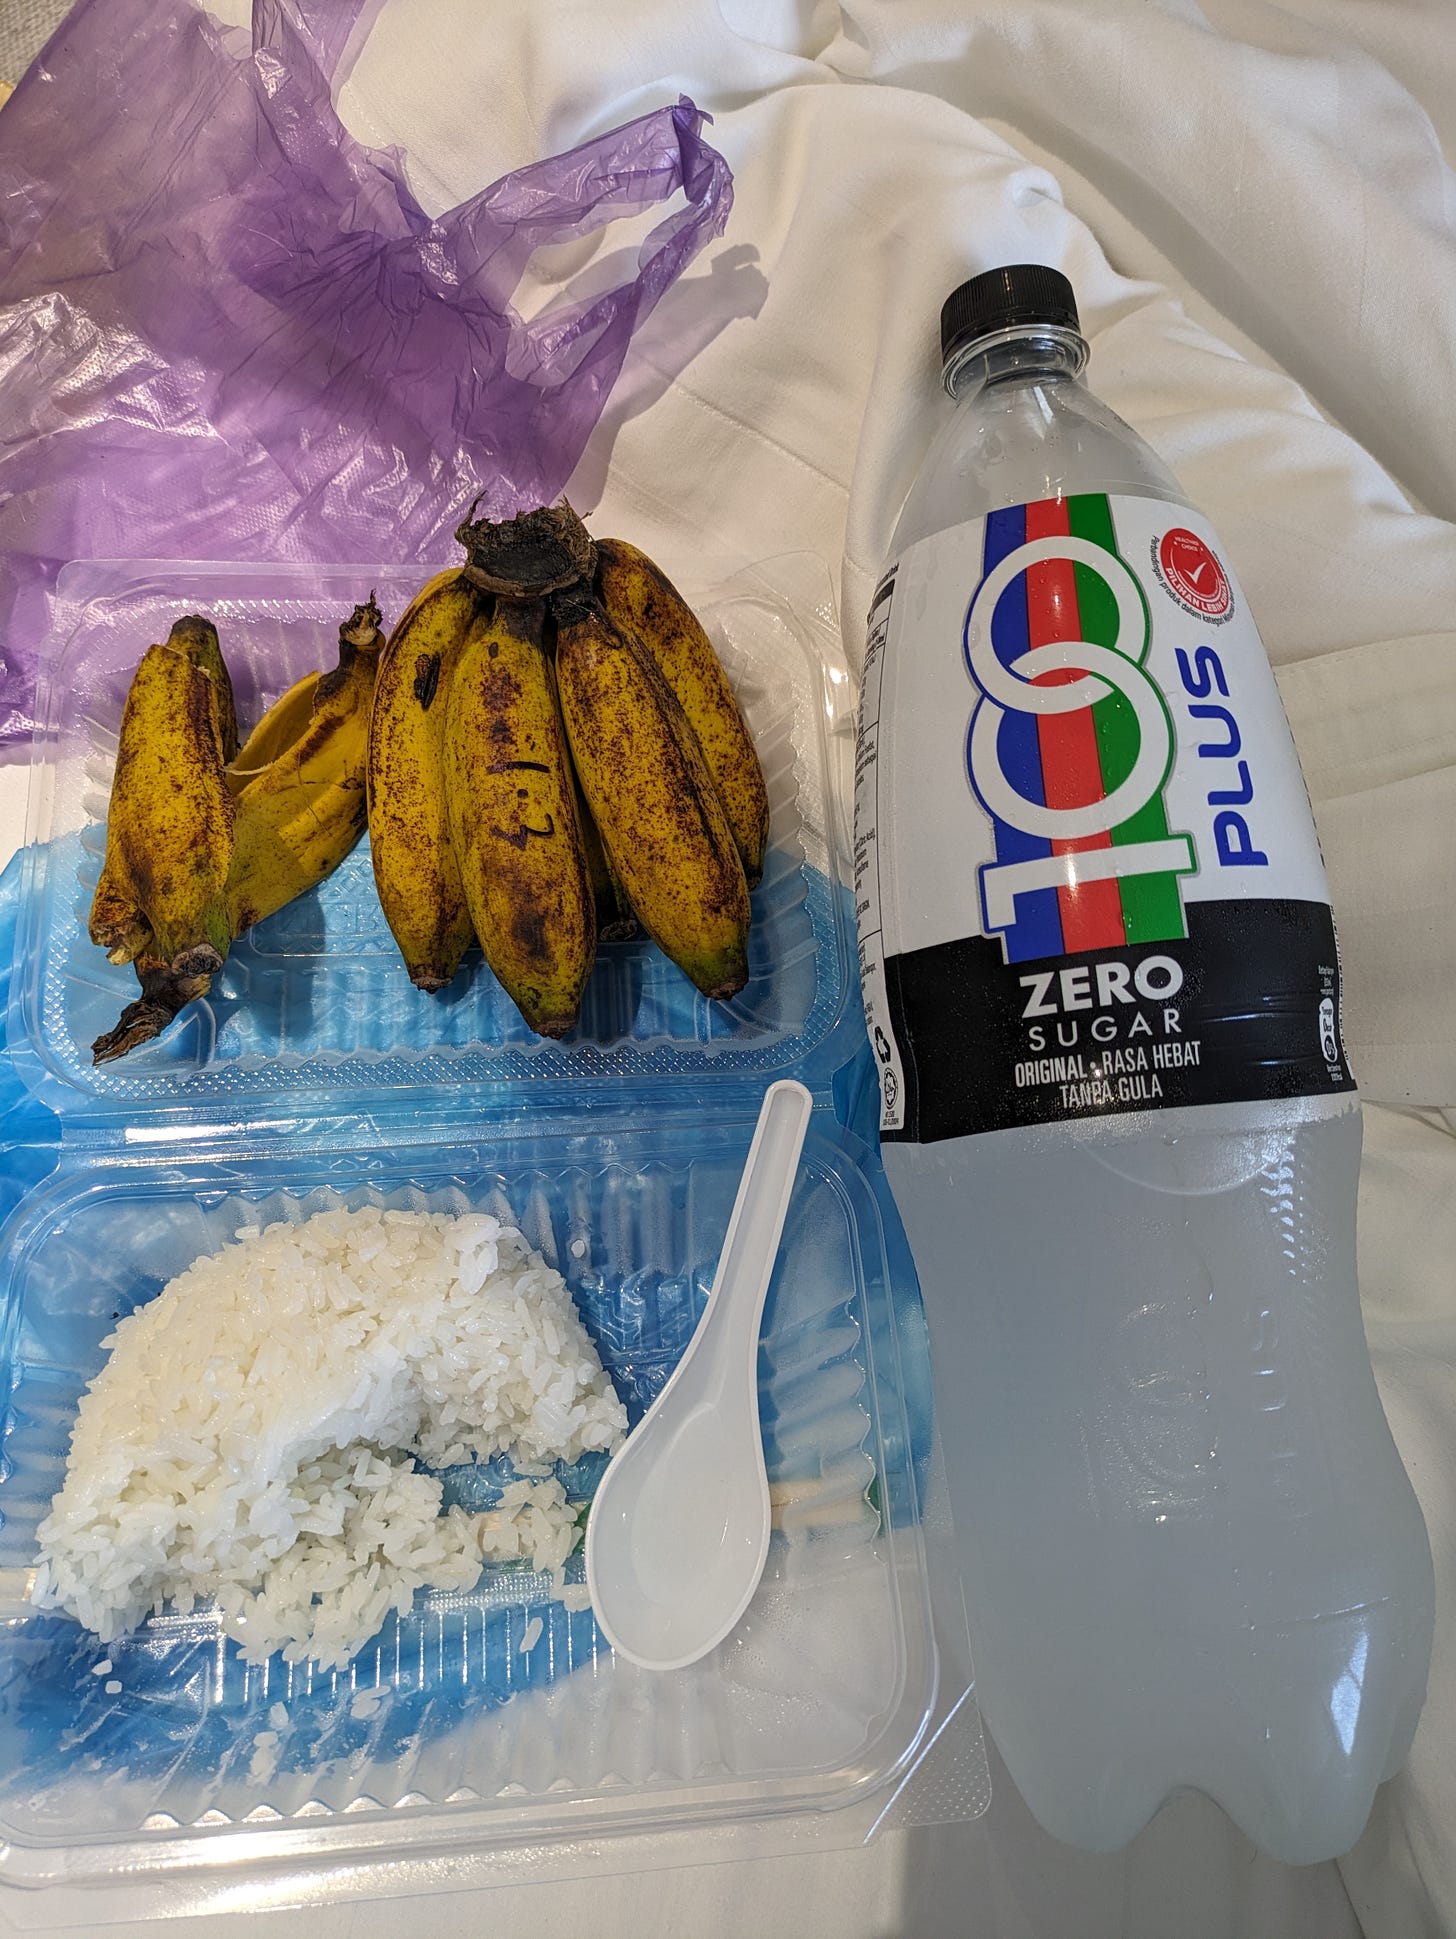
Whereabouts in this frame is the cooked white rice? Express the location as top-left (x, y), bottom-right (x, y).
top-left (33, 1205), bottom-right (626, 1669)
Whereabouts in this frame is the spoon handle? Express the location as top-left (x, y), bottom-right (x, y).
top-left (706, 1080), bottom-right (814, 1370)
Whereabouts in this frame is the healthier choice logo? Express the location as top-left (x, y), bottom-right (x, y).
top-left (1157, 527), bottom-right (1232, 618)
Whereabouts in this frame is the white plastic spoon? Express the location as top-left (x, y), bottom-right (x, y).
top-left (585, 1078), bottom-right (813, 1672)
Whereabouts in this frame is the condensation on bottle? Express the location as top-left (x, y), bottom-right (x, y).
top-left (853, 264), bottom-right (1434, 1862)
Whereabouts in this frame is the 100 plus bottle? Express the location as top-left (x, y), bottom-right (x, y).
top-left (854, 264), bottom-right (1433, 1861)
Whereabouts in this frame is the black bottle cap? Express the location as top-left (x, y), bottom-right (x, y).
top-left (939, 265), bottom-right (1081, 367)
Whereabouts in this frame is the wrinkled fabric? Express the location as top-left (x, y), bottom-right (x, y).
top-left (0, 0), bottom-right (730, 744)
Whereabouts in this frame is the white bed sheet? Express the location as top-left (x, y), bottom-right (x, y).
top-left (4, 2), bottom-right (1454, 1933)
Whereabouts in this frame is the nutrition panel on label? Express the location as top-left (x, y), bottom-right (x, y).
top-left (852, 573), bottom-right (904, 1128)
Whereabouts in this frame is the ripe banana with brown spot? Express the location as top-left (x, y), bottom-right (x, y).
top-left (553, 584), bottom-right (750, 1002)
top-left (91, 602), bottom-right (383, 1065)
top-left (444, 598), bottom-right (596, 1037)
top-left (225, 598), bottom-right (383, 937)
top-left (89, 619), bottom-right (236, 979)
top-left (594, 537), bottom-right (769, 887)
top-left (366, 570), bottom-right (480, 990)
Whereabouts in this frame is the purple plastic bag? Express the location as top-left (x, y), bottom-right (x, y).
top-left (0, 0), bottom-right (732, 748)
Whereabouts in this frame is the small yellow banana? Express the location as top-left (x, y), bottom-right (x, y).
top-left (225, 598), bottom-right (383, 936)
top-left (554, 586), bottom-right (750, 1002)
top-left (444, 598), bottom-right (596, 1037)
top-left (366, 570), bottom-right (480, 990)
top-left (91, 601), bottom-right (384, 1065)
top-left (594, 538), bottom-right (769, 887)
top-left (89, 622), bottom-right (236, 978)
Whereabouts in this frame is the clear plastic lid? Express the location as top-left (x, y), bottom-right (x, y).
top-left (0, 553), bottom-right (986, 1906)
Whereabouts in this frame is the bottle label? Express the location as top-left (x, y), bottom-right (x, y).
top-left (854, 494), bottom-right (1356, 1142)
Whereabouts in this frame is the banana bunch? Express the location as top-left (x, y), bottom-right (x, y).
top-left (88, 600), bottom-right (384, 1063)
top-left (366, 503), bottom-right (769, 1036)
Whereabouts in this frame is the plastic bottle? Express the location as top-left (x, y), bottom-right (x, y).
top-left (853, 265), bottom-right (1433, 1862)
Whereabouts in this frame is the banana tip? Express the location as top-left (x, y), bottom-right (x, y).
top-left (531, 1017), bottom-right (579, 1040)
top-left (171, 942), bottom-right (225, 979)
top-left (700, 967), bottom-right (749, 1003)
top-left (168, 613), bottom-right (220, 645)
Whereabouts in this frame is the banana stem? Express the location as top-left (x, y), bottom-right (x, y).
top-left (317, 594), bottom-right (385, 704)
top-left (549, 579), bottom-right (598, 628)
top-left (91, 960), bottom-right (215, 1065)
top-left (340, 593), bottom-right (384, 649)
top-left (456, 504), bottom-right (597, 598)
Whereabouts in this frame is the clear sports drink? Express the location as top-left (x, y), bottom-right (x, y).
top-left (854, 265), bottom-right (1433, 1861)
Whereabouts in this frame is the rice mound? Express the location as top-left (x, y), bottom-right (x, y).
top-left (33, 1206), bottom-right (627, 1668)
